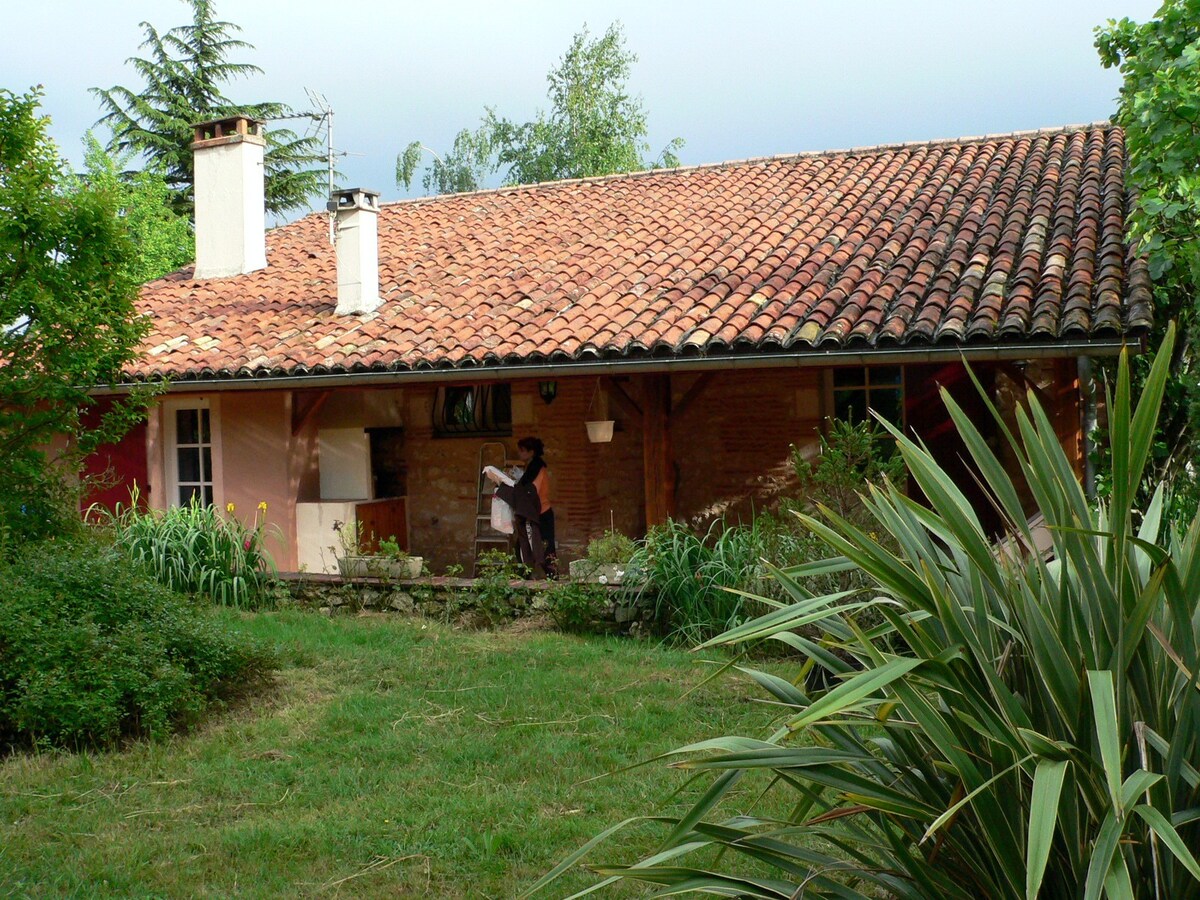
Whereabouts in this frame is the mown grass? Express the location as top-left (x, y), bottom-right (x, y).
top-left (0, 611), bottom-right (787, 898)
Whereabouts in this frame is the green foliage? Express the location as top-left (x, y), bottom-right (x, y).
top-left (1097, 1), bottom-right (1200, 285)
top-left (376, 535), bottom-right (410, 561)
top-left (624, 518), bottom-right (765, 644)
top-left (74, 133), bottom-right (193, 282)
top-left (0, 537), bottom-right (274, 750)
top-left (330, 517), bottom-right (364, 558)
top-left (1095, 1), bottom-right (1200, 523)
top-left (586, 529), bottom-right (635, 565)
top-left (788, 416), bottom-right (907, 523)
top-left (97, 495), bottom-right (278, 608)
top-left (397, 22), bottom-right (684, 194)
top-left (397, 128), bottom-right (495, 196)
top-left (0, 88), bottom-right (151, 545)
top-left (543, 580), bottom-right (609, 634)
top-left (92, 0), bottom-right (326, 217)
top-left (546, 328), bottom-right (1200, 898)
top-left (468, 549), bottom-right (525, 626)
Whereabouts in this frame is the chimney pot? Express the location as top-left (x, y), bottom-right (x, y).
top-left (190, 115), bottom-right (267, 279)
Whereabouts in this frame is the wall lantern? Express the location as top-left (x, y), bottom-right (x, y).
top-left (538, 380), bottom-right (558, 405)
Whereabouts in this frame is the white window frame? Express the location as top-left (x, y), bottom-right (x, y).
top-left (162, 396), bottom-right (224, 509)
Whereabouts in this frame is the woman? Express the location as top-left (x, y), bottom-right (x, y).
top-left (491, 436), bottom-right (556, 579)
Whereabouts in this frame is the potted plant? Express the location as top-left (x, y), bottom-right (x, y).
top-left (333, 522), bottom-right (424, 580)
top-left (568, 529), bottom-right (635, 584)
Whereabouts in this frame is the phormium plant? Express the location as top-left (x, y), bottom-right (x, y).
top-left (533, 326), bottom-right (1200, 899)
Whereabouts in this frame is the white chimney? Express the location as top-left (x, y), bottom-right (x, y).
top-left (332, 188), bottom-right (382, 316)
top-left (190, 116), bottom-right (267, 279)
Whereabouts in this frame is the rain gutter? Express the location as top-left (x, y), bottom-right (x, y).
top-left (92, 336), bottom-right (1138, 395)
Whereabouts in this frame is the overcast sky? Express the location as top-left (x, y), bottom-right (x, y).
top-left (5, 0), bottom-right (1161, 220)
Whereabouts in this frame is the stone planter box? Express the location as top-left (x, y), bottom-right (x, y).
top-left (337, 555), bottom-right (424, 580)
top-left (567, 560), bottom-right (627, 585)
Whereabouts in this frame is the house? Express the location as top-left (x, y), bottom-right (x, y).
top-left (84, 116), bottom-right (1151, 574)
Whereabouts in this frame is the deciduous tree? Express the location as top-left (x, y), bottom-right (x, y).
top-left (397, 23), bottom-right (683, 194)
top-left (0, 89), bottom-right (149, 543)
top-left (1096, 0), bottom-right (1200, 518)
top-left (74, 134), bottom-right (193, 284)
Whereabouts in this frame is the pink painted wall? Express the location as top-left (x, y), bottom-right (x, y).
top-left (219, 392), bottom-right (295, 570)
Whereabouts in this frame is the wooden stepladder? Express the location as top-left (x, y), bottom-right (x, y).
top-left (473, 441), bottom-right (513, 574)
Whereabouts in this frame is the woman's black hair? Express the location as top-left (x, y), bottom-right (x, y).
top-left (517, 436), bottom-right (544, 457)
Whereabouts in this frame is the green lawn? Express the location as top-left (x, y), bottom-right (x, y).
top-left (0, 611), bottom-right (785, 898)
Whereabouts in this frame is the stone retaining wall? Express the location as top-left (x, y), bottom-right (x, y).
top-left (281, 575), bottom-right (657, 635)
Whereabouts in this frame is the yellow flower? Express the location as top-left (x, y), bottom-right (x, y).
top-left (258, 501), bottom-right (268, 513)
top-left (226, 502), bottom-right (236, 513)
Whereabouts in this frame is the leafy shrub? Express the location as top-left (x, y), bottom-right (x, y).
top-left (787, 415), bottom-right (906, 523)
top-left (0, 538), bottom-right (275, 750)
top-left (542, 329), bottom-right (1200, 898)
top-left (623, 518), bottom-right (765, 644)
top-left (544, 580), bottom-right (609, 634)
top-left (586, 530), bottom-right (635, 565)
top-left (465, 549), bottom-right (524, 626)
top-left (377, 535), bottom-right (411, 561)
top-left (97, 496), bottom-right (277, 607)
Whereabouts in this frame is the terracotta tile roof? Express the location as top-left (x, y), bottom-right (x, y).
top-left (131, 123), bottom-right (1152, 381)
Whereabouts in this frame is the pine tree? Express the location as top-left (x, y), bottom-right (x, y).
top-left (93, 0), bottom-right (325, 217)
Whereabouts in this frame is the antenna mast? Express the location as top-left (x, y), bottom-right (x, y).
top-left (304, 88), bottom-right (337, 244)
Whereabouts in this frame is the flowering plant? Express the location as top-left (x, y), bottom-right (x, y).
top-left (95, 490), bottom-right (278, 607)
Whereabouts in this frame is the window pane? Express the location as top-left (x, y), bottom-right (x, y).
top-left (199, 408), bottom-right (211, 443)
top-left (833, 368), bottom-right (866, 388)
top-left (202, 446), bottom-right (212, 482)
top-left (870, 388), bottom-right (903, 426)
top-left (202, 486), bottom-right (214, 507)
top-left (435, 385), bottom-right (513, 436)
top-left (178, 447), bottom-right (201, 483)
top-left (871, 366), bottom-right (902, 386)
top-left (493, 384), bottom-right (512, 428)
top-left (176, 409), bottom-right (199, 444)
top-left (180, 485), bottom-right (201, 506)
top-left (833, 390), bottom-right (868, 424)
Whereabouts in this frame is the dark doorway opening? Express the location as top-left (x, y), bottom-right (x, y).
top-left (368, 427), bottom-right (406, 498)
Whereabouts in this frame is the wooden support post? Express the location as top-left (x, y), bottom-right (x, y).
top-left (291, 389), bottom-right (331, 435)
top-left (642, 373), bottom-right (674, 528)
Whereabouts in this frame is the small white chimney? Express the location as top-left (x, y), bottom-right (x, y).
top-left (190, 116), bottom-right (267, 279)
top-left (332, 188), bottom-right (382, 316)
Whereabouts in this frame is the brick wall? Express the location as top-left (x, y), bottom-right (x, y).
top-left (670, 369), bottom-right (824, 527)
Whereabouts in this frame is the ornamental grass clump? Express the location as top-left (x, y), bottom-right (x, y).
top-left (535, 327), bottom-right (1200, 898)
top-left (99, 495), bottom-right (277, 607)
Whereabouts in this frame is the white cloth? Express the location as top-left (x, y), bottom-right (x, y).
top-left (491, 495), bottom-right (514, 534)
top-left (484, 466), bottom-right (521, 534)
top-left (483, 465), bottom-right (515, 487)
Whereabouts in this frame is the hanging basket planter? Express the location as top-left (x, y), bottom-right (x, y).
top-left (584, 378), bottom-right (615, 443)
top-left (585, 420), bottom-right (615, 443)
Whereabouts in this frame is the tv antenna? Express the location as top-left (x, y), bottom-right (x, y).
top-left (303, 88), bottom-right (339, 244)
top-left (266, 89), bottom-right (363, 241)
